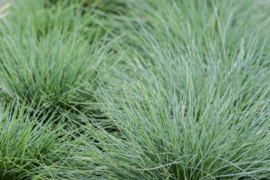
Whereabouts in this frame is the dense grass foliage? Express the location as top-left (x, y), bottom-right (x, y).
top-left (116, 0), bottom-right (270, 96)
top-left (80, 81), bottom-right (270, 179)
top-left (0, 0), bottom-right (270, 179)
top-left (0, 101), bottom-right (73, 179)
top-left (0, 0), bottom-right (120, 116)
top-left (0, 19), bottom-right (116, 113)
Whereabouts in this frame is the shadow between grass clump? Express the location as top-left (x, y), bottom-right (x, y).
top-left (9, 0), bottom-right (101, 39)
top-left (10, 0), bottom-right (129, 44)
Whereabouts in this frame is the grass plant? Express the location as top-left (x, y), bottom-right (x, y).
top-left (0, 101), bottom-right (73, 179)
top-left (0, 0), bottom-right (270, 179)
top-left (0, 0), bottom-right (120, 116)
top-left (78, 79), bottom-right (270, 179)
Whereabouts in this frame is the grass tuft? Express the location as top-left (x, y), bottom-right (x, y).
top-left (1, 0), bottom-right (270, 179)
top-left (0, 100), bottom-right (73, 179)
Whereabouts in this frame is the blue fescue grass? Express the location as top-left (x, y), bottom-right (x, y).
top-left (1, 0), bottom-right (270, 179)
top-left (72, 0), bottom-right (270, 179)
top-left (0, 0), bottom-right (121, 117)
top-left (0, 100), bottom-right (74, 179)
top-left (78, 79), bottom-right (270, 179)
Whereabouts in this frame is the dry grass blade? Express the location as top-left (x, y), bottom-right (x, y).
top-left (0, 3), bottom-right (11, 18)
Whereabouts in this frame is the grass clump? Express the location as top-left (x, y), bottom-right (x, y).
top-left (115, 0), bottom-right (270, 96)
top-left (1, 0), bottom-right (270, 179)
top-left (0, 12), bottom-right (118, 116)
top-left (0, 101), bottom-right (72, 179)
top-left (78, 80), bottom-right (270, 179)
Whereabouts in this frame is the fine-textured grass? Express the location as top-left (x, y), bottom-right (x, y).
top-left (0, 0), bottom-right (120, 117)
top-left (1, 0), bottom-right (270, 179)
top-left (79, 79), bottom-right (270, 179)
top-left (0, 101), bottom-right (73, 179)
top-left (114, 0), bottom-right (270, 96)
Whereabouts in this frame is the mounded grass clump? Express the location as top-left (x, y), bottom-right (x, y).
top-left (78, 80), bottom-right (270, 179)
top-left (0, 23), bottom-right (116, 112)
top-left (0, 0), bottom-right (270, 179)
top-left (0, 101), bottom-right (73, 179)
top-left (0, 3), bottom-right (119, 116)
top-left (115, 0), bottom-right (270, 97)
top-left (71, 0), bottom-right (270, 179)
